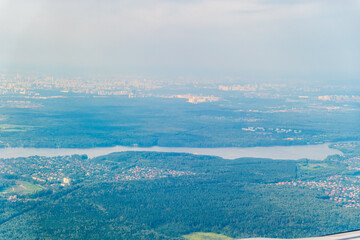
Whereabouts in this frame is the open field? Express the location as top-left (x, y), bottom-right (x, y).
top-left (1, 181), bottom-right (43, 195)
top-left (183, 232), bottom-right (233, 240)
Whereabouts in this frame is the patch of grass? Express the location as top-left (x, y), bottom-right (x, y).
top-left (1, 181), bottom-right (43, 195)
top-left (182, 232), bottom-right (233, 240)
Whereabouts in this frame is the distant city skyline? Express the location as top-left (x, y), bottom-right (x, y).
top-left (0, 0), bottom-right (359, 82)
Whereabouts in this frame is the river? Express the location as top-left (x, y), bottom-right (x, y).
top-left (0, 143), bottom-right (343, 160)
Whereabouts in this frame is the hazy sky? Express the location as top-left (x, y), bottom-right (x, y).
top-left (0, 0), bottom-right (359, 80)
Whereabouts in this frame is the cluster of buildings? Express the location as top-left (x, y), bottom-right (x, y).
top-left (0, 155), bottom-right (89, 188)
top-left (241, 127), bottom-right (302, 135)
top-left (0, 74), bottom-right (221, 104)
top-left (218, 84), bottom-right (274, 92)
top-left (0, 74), bottom-right (161, 98)
top-left (318, 95), bottom-right (360, 103)
top-left (0, 154), bottom-right (195, 201)
top-left (164, 94), bottom-right (220, 104)
top-left (276, 175), bottom-right (360, 208)
top-left (115, 166), bottom-right (195, 181)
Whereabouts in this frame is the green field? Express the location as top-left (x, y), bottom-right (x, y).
top-left (183, 232), bottom-right (233, 240)
top-left (1, 181), bottom-right (43, 195)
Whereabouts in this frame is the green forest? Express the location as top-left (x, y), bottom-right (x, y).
top-left (0, 145), bottom-right (359, 239)
top-left (0, 95), bottom-right (359, 149)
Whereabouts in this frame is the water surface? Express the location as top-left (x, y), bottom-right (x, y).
top-left (0, 143), bottom-right (342, 160)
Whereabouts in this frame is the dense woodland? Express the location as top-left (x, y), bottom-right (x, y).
top-left (0, 148), bottom-right (360, 239)
top-left (0, 94), bottom-right (359, 148)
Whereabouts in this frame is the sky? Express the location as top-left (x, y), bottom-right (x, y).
top-left (0, 0), bottom-right (359, 81)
